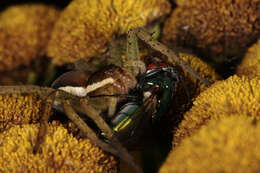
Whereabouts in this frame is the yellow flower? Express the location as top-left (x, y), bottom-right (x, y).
top-left (0, 93), bottom-right (42, 131)
top-left (163, 0), bottom-right (260, 60)
top-left (0, 4), bottom-right (60, 71)
top-left (0, 123), bottom-right (118, 172)
top-left (47, 0), bottom-right (171, 65)
top-left (160, 116), bottom-right (260, 173)
top-left (173, 75), bottom-right (260, 146)
top-left (237, 38), bottom-right (260, 79)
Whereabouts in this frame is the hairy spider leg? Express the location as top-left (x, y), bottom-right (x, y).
top-left (61, 100), bottom-right (120, 155)
top-left (33, 90), bottom-right (57, 154)
top-left (0, 85), bottom-right (55, 96)
top-left (132, 28), bottom-right (213, 87)
top-left (126, 26), bottom-right (140, 63)
top-left (123, 28), bottom-right (146, 77)
top-left (108, 97), bottom-right (117, 117)
top-left (179, 74), bottom-right (192, 108)
top-left (33, 88), bottom-right (84, 154)
top-left (80, 99), bottom-right (143, 173)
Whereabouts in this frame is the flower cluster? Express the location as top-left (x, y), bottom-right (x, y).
top-left (0, 93), bottom-right (42, 131)
top-left (160, 116), bottom-right (260, 173)
top-left (163, 0), bottom-right (260, 61)
top-left (0, 123), bottom-right (118, 172)
top-left (0, 4), bottom-right (60, 71)
top-left (173, 75), bottom-right (260, 146)
top-left (160, 74), bottom-right (260, 172)
top-left (237, 38), bottom-right (260, 79)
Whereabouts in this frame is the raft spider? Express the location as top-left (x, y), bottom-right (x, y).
top-left (0, 27), bottom-right (212, 173)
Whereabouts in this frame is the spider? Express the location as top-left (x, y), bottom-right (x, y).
top-left (0, 28), bottom-right (212, 173)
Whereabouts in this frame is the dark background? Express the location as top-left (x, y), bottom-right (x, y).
top-left (0, 0), bottom-right (70, 11)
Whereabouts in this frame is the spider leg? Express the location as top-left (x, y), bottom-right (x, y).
top-left (61, 100), bottom-right (119, 155)
top-left (0, 85), bottom-right (54, 97)
top-left (179, 75), bottom-right (192, 109)
top-left (123, 28), bottom-right (146, 77)
top-left (132, 27), bottom-right (213, 87)
top-left (108, 97), bottom-right (117, 117)
top-left (33, 90), bottom-right (57, 154)
top-left (80, 99), bottom-right (143, 173)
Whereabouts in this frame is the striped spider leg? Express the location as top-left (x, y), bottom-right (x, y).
top-left (130, 27), bottom-right (213, 86)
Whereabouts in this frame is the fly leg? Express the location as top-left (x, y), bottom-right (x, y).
top-left (80, 99), bottom-right (143, 173)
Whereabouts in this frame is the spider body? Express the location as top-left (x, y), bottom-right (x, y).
top-left (51, 65), bottom-right (136, 115)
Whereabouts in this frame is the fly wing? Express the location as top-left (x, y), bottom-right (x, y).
top-left (111, 95), bottom-right (157, 149)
